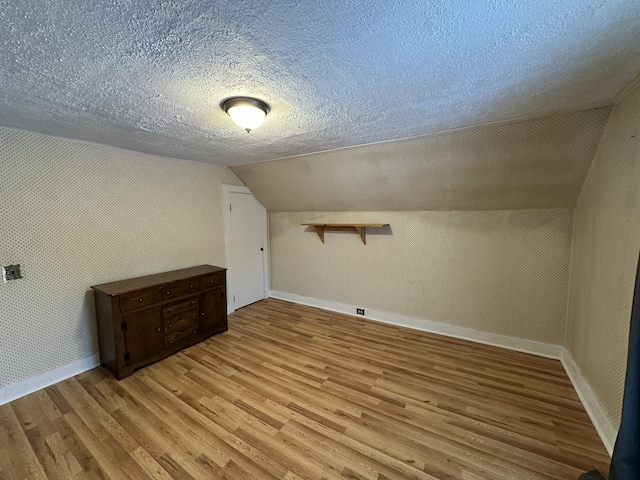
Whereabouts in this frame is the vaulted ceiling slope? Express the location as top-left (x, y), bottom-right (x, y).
top-left (0, 1), bottom-right (638, 166)
top-left (232, 107), bottom-right (612, 211)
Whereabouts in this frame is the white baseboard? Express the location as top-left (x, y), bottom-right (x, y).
top-left (269, 290), bottom-right (616, 455)
top-left (2, 295), bottom-right (618, 457)
top-left (560, 349), bottom-right (617, 455)
top-left (269, 291), bottom-right (563, 359)
top-left (0, 353), bottom-right (100, 405)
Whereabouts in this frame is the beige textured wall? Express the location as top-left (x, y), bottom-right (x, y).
top-left (0, 127), bottom-right (238, 388)
top-left (271, 210), bottom-right (574, 344)
top-left (234, 107), bottom-right (611, 212)
top-left (566, 86), bottom-right (640, 428)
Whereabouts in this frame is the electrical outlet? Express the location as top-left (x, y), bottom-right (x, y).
top-left (356, 308), bottom-right (365, 315)
top-left (3, 264), bottom-right (23, 283)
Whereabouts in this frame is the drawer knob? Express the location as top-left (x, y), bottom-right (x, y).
top-left (168, 324), bottom-right (172, 328)
top-left (166, 291), bottom-right (170, 295)
top-left (210, 280), bottom-right (213, 284)
top-left (157, 327), bottom-right (160, 332)
top-left (190, 285), bottom-right (193, 289)
top-left (168, 308), bottom-right (171, 312)
top-left (191, 301), bottom-right (195, 305)
top-left (191, 316), bottom-right (195, 320)
top-left (201, 312), bottom-right (205, 316)
top-left (170, 340), bottom-right (173, 344)
top-left (138, 298), bottom-right (143, 302)
top-left (192, 330), bottom-right (196, 334)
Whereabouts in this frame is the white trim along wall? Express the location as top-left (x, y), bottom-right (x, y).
top-left (269, 290), bottom-right (616, 455)
top-left (0, 354), bottom-right (99, 405)
top-left (0, 287), bottom-right (617, 455)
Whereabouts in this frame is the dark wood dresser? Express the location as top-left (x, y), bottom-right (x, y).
top-left (91, 265), bottom-right (227, 379)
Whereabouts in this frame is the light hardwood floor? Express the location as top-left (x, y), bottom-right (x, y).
top-left (0, 298), bottom-right (610, 479)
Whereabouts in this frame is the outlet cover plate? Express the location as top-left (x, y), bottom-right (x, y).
top-left (3, 264), bottom-right (23, 282)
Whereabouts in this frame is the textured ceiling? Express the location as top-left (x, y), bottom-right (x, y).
top-left (232, 107), bottom-right (612, 211)
top-left (0, 1), bottom-right (639, 166)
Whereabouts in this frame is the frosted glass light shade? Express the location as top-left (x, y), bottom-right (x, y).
top-left (222, 97), bottom-right (270, 133)
top-left (227, 105), bottom-right (266, 132)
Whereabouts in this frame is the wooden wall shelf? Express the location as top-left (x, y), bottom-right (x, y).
top-left (301, 223), bottom-right (389, 244)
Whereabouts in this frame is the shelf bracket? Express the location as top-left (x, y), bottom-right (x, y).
top-left (313, 225), bottom-right (326, 244)
top-left (354, 226), bottom-right (366, 245)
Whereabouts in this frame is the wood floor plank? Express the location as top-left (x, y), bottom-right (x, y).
top-left (0, 403), bottom-right (48, 480)
top-left (0, 298), bottom-right (610, 479)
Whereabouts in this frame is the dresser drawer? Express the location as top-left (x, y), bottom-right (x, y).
top-left (199, 273), bottom-right (224, 290)
top-left (119, 288), bottom-right (161, 312)
top-left (161, 279), bottom-right (197, 300)
top-left (164, 311), bottom-right (198, 333)
top-left (162, 296), bottom-right (198, 318)
top-left (165, 327), bottom-right (200, 349)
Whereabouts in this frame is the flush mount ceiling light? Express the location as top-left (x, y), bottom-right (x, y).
top-left (222, 97), bottom-right (270, 133)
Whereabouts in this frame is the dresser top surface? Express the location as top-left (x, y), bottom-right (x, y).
top-left (91, 265), bottom-right (226, 296)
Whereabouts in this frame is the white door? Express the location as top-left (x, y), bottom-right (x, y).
top-left (225, 187), bottom-right (267, 311)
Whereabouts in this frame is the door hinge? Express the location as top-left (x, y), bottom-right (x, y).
top-left (233, 294), bottom-right (235, 302)
top-left (121, 320), bottom-right (127, 330)
top-left (229, 204), bottom-right (232, 211)
top-left (124, 352), bottom-right (130, 363)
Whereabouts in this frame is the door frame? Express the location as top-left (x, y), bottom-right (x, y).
top-left (222, 185), bottom-right (269, 314)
